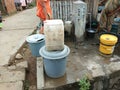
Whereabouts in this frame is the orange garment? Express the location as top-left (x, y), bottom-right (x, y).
top-left (36, 0), bottom-right (52, 21)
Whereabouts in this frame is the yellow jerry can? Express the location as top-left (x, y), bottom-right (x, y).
top-left (99, 34), bottom-right (118, 54)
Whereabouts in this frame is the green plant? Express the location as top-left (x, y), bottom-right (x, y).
top-left (79, 76), bottom-right (90, 90)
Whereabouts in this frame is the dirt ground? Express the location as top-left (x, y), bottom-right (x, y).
top-left (23, 44), bottom-right (37, 90)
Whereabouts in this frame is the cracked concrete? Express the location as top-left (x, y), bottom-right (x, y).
top-left (38, 38), bottom-right (120, 89)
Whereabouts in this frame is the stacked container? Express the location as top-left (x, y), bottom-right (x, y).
top-left (99, 34), bottom-right (118, 55)
top-left (40, 19), bottom-right (70, 78)
top-left (44, 19), bottom-right (64, 51)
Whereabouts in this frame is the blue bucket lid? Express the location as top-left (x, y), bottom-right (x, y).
top-left (26, 34), bottom-right (45, 43)
top-left (40, 45), bottom-right (70, 60)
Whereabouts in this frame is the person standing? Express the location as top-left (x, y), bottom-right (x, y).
top-left (98, 0), bottom-right (120, 32)
top-left (14, 0), bottom-right (22, 11)
top-left (36, 0), bottom-right (52, 34)
top-left (20, 0), bottom-right (27, 9)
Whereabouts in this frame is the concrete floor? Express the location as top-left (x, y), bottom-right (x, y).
top-left (41, 35), bottom-right (120, 89)
top-left (0, 7), bottom-right (40, 90)
top-left (0, 7), bottom-right (39, 66)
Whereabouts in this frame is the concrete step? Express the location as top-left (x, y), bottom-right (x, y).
top-left (0, 81), bottom-right (23, 90)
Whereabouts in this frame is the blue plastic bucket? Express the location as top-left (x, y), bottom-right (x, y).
top-left (26, 34), bottom-right (45, 57)
top-left (40, 45), bottom-right (70, 78)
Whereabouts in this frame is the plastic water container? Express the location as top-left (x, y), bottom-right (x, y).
top-left (44, 19), bottom-right (64, 51)
top-left (26, 34), bottom-right (45, 57)
top-left (99, 34), bottom-right (118, 55)
top-left (39, 45), bottom-right (70, 78)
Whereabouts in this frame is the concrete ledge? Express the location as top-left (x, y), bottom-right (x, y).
top-left (37, 57), bottom-right (44, 90)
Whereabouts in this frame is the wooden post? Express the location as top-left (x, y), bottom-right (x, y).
top-left (85, 0), bottom-right (99, 20)
top-left (4, 0), bottom-right (16, 14)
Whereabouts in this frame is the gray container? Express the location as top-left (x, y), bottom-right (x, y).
top-left (40, 45), bottom-right (70, 78)
top-left (26, 34), bottom-right (45, 57)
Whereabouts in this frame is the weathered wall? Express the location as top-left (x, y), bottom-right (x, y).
top-left (50, 0), bottom-right (99, 21)
top-left (0, 0), bottom-right (7, 14)
top-left (4, 0), bottom-right (16, 14)
top-left (50, 0), bottom-right (76, 21)
top-left (0, 1), bottom-right (4, 12)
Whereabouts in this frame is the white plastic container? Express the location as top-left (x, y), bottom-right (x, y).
top-left (44, 19), bottom-right (64, 51)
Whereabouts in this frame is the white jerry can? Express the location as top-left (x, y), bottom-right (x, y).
top-left (44, 19), bottom-right (64, 51)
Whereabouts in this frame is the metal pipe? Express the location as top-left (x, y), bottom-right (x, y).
top-left (88, 13), bottom-right (91, 29)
